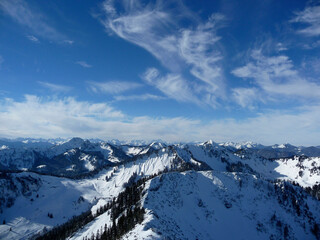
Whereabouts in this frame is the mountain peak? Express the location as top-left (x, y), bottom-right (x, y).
top-left (271, 143), bottom-right (296, 149)
top-left (68, 137), bottom-right (85, 144)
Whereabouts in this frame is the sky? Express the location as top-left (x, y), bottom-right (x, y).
top-left (0, 0), bottom-right (320, 145)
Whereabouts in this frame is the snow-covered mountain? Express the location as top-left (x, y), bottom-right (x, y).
top-left (0, 138), bottom-right (133, 176)
top-left (0, 138), bottom-right (320, 240)
top-left (219, 141), bottom-right (265, 149)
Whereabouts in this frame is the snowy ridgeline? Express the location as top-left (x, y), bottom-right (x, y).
top-left (1, 137), bottom-right (320, 176)
top-left (0, 139), bottom-right (319, 240)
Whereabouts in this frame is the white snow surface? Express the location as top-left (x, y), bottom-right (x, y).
top-left (121, 146), bottom-right (144, 156)
top-left (0, 145), bottom-right (9, 150)
top-left (124, 171), bottom-right (320, 240)
top-left (219, 141), bottom-right (263, 149)
top-left (274, 157), bottom-right (320, 187)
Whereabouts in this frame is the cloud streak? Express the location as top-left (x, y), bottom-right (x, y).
top-left (0, 0), bottom-right (65, 42)
top-left (76, 61), bottom-right (92, 68)
top-left (114, 94), bottom-right (165, 102)
top-left (27, 35), bottom-right (39, 43)
top-left (89, 81), bottom-right (142, 94)
top-left (291, 4), bottom-right (320, 36)
top-left (142, 68), bottom-right (201, 104)
top-left (179, 14), bottom-right (225, 96)
top-left (64, 40), bottom-right (74, 45)
top-left (38, 81), bottom-right (72, 92)
top-left (231, 88), bottom-right (261, 109)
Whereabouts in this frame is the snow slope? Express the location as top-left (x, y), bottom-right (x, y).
top-left (125, 170), bottom-right (320, 240)
top-left (0, 172), bottom-right (95, 240)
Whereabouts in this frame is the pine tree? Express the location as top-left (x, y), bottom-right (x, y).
top-left (284, 225), bottom-right (289, 240)
top-left (311, 223), bottom-right (320, 239)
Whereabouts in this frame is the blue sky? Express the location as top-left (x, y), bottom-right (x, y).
top-left (0, 0), bottom-right (320, 145)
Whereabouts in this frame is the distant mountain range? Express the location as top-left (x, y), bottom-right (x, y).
top-left (1, 138), bottom-right (320, 176)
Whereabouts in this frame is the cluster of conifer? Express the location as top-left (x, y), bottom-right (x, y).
top-left (35, 209), bottom-right (94, 240)
top-left (35, 170), bottom-right (166, 240)
top-left (92, 207), bottom-right (145, 240)
top-left (304, 184), bottom-right (320, 200)
top-left (273, 180), bottom-right (320, 239)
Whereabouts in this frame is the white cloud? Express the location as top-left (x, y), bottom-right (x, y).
top-left (276, 43), bottom-right (287, 52)
top-left (38, 81), bottom-right (72, 92)
top-left (99, 0), bottom-right (225, 106)
top-left (0, 95), bottom-right (319, 145)
top-left (307, 57), bottom-right (320, 74)
top-left (89, 81), bottom-right (142, 94)
top-left (179, 14), bottom-right (225, 96)
top-left (0, 0), bottom-right (65, 42)
top-left (101, 0), bottom-right (179, 70)
top-left (76, 61), bottom-right (92, 68)
top-left (0, 95), bottom-right (124, 138)
top-left (232, 88), bottom-right (261, 109)
top-left (232, 50), bottom-right (320, 101)
top-left (27, 35), bottom-right (39, 42)
top-left (302, 40), bottom-right (320, 49)
top-left (201, 106), bottom-right (320, 146)
top-left (114, 94), bottom-right (165, 101)
top-left (142, 68), bottom-right (201, 104)
top-left (64, 40), bottom-right (74, 45)
top-left (291, 5), bottom-right (320, 36)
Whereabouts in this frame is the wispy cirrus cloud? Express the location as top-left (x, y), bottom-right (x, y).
top-left (0, 95), bottom-right (319, 145)
top-left (114, 94), bottom-right (165, 102)
top-left (276, 43), bottom-right (288, 52)
top-left (302, 40), bottom-right (320, 49)
top-left (89, 81), bottom-right (142, 94)
top-left (99, 0), bottom-right (225, 107)
top-left (27, 35), bottom-right (39, 43)
top-left (64, 40), bottom-right (74, 45)
top-left (232, 49), bottom-right (320, 106)
top-left (76, 61), bottom-right (92, 68)
top-left (38, 81), bottom-right (72, 93)
top-left (101, 0), bottom-right (180, 70)
top-left (291, 4), bottom-right (320, 37)
top-left (179, 14), bottom-right (225, 96)
top-left (142, 68), bottom-right (201, 105)
top-left (231, 88), bottom-right (261, 109)
top-left (0, 0), bottom-right (66, 42)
